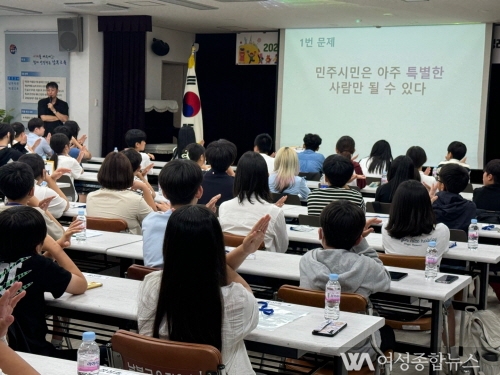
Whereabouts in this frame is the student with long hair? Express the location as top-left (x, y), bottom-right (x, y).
top-left (335, 135), bottom-right (366, 189)
top-left (406, 146), bottom-right (436, 187)
top-left (219, 151), bottom-right (288, 252)
top-left (375, 155), bottom-right (416, 203)
top-left (359, 140), bottom-right (393, 178)
top-left (49, 133), bottom-right (84, 181)
top-left (0, 123), bottom-right (23, 167)
top-left (382, 179), bottom-right (454, 345)
top-left (269, 147), bottom-right (310, 201)
top-left (138, 205), bottom-right (269, 374)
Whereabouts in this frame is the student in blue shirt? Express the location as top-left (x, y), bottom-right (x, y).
top-left (298, 133), bottom-right (324, 174)
top-left (142, 160), bottom-right (220, 267)
top-left (269, 146), bottom-right (310, 201)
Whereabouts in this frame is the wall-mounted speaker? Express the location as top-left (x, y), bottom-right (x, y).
top-left (152, 38), bottom-right (170, 56)
top-left (57, 17), bottom-right (83, 52)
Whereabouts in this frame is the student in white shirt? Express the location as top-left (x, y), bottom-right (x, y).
top-left (406, 146), bottom-right (437, 187)
top-left (125, 129), bottom-right (154, 182)
top-left (253, 133), bottom-right (275, 174)
top-left (359, 140), bottom-right (393, 178)
top-left (219, 151), bottom-right (288, 252)
top-left (49, 134), bottom-right (84, 180)
top-left (382, 179), bottom-right (454, 347)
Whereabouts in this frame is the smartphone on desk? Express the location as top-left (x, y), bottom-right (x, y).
top-left (389, 271), bottom-right (408, 281)
top-left (435, 275), bottom-right (459, 284)
top-left (312, 320), bottom-right (347, 337)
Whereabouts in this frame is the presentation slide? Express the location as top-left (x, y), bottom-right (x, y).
top-left (279, 24), bottom-right (488, 169)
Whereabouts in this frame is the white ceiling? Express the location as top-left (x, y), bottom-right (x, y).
top-left (0, 0), bottom-right (499, 34)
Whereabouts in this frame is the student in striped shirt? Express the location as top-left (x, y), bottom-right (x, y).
top-left (307, 154), bottom-right (365, 216)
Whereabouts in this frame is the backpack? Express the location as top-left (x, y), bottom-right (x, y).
top-left (464, 307), bottom-right (500, 375)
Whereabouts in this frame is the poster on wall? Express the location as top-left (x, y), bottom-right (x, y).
top-left (493, 26), bottom-right (500, 64)
top-left (5, 31), bottom-right (69, 124)
top-left (236, 32), bottom-right (279, 65)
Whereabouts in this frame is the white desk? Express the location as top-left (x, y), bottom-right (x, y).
top-left (67, 231), bottom-right (143, 254)
top-left (75, 171), bottom-right (99, 183)
top-left (44, 274), bottom-right (384, 374)
top-left (282, 203), bottom-right (379, 219)
top-left (18, 352), bottom-right (142, 375)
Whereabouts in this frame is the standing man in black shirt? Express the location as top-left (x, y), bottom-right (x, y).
top-left (37, 81), bottom-right (69, 137)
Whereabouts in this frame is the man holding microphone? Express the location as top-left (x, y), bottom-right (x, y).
top-left (37, 82), bottom-right (69, 137)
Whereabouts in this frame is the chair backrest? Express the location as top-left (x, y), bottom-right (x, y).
top-left (73, 216), bottom-right (128, 232)
top-left (370, 201), bottom-right (391, 214)
top-left (298, 214), bottom-right (320, 227)
top-left (271, 193), bottom-right (302, 206)
top-left (58, 174), bottom-right (76, 202)
top-left (298, 172), bottom-right (321, 181)
top-left (378, 253), bottom-right (425, 270)
top-left (476, 209), bottom-right (500, 224)
top-left (449, 229), bottom-right (468, 242)
top-left (463, 183), bottom-right (474, 193)
top-left (277, 285), bottom-right (367, 313)
top-left (110, 330), bottom-right (224, 375)
top-left (126, 264), bottom-right (159, 281)
top-left (223, 232), bottom-right (265, 250)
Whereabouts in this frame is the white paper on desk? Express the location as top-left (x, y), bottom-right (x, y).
top-left (257, 302), bottom-right (308, 331)
top-left (83, 229), bottom-right (103, 238)
top-left (83, 272), bottom-right (110, 279)
top-left (225, 246), bottom-right (256, 260)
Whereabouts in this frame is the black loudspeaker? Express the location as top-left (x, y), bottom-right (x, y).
top-left (57, 17), bottom-right (83, 52)
top-left (152, 38), bottom-right (170, 56)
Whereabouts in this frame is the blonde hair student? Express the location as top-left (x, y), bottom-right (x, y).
top-left (269, 147), bottom-right (310, 200)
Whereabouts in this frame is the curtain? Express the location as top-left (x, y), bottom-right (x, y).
top-left (98, 16), bottom-right (152, 155)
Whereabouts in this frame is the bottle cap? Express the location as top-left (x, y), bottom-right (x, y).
top-left (329, 273), bottom-right (338, 281)
top-left (82, 331), bottom-right (95, 341)
top-left (428, 241), bottom-right (437, 247)
top-left (78, 210), bottom-right (85, 215)
top-left (471, 219), bottom-right (477, 224)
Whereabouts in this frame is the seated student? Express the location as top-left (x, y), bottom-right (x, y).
top-left (307, 154), bottom-right (365, 216)
top-left (198, 139), bottom-right (237, 206)
top-left (299, 200), bottom-right (393, 359)
top-left (18, 154), bottom-right (70, 218)
top-left (139, 205), bottom-right (269, 374)
top-left (87, 152), bottom-right (157, 235)
top-left (0, 206), bottom-right (87, 358)
top-left (406, 146), bottom-right (436, 187)
top-left (432, 163), bottom-right (476, 233)
top-left (219, 151), bottom-right (288, 253)
top-left (253, 133), bottom-right (275, 174)
top-left (11, 122), bottom-right (37, 155)
top-left (49, 134), bottom-right (84, 181)
top-left (0, 162), bottom-right (64, 240)
top-left (383, 180), bottom-right (450, 261)
top-left (436, 141), bottom-right (470, 177)
top-left (64, 121), bottom-right (92, 160)
top-left (336, 135), bottom-right (366, 189)
top-left (298, 133), bottom-right (324, 174)
top-left (375, 155), bottom-right (416, 204)
top-left (181, 142), bottom-right (208, 171)
top-left (121, 148), bottom-right (156, 199)
top-left (142, 159), bottom-right (220, 268)
top-left (473, 159), bottom-right (500, 212)
top-left (269, 146), bottom-right (310, 201)
top-left (125, 129), bottom-right (154, 181)
top-left (383, 179), bottom-right (455, 346)
top-left (0, 123), bottom-right (23, 167)
top-left (26, 118), bottom-right (52, 159)
top-left (359, 140), bottom-right (393, 178)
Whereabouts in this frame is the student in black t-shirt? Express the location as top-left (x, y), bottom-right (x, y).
top-left (0, 206), bottom-right (87, 359)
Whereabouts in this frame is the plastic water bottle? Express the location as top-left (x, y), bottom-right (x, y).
top-left (77, 331), bottom-right (100, 375)
top-left (425, 241), bottom-right (438, 280)
top-left (75, 210), bottom-right (87, 243)
top-left (468, 219), bottom-right (479, 251)
top-left (380, 170), bottom-right (388, 185)
top-left (319, 175), bottom-right (328, 189)
top-left (325, 274), bottom-right (341, 320)
top-left (113, 147), bottom-right (118, 153)
top-left (432, 166), bottom-right (438, 180)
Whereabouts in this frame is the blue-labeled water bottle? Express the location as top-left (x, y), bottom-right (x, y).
top-left (76, 210), bottom-right (87, 243)
top-left (468, 219), bottom-right (479, 251)
top-left (380, 170), bottom-right (388, 185)
top-left (77, 331), bottom-right (100, 375)
top-left (425, 241), bottom-right (438, 280)
top-left (113, 147), bottom-right (118, 153)
top-left (319, 175), bottom-right (328, 189)
top-left (325, 274), bottom-right (341, 320)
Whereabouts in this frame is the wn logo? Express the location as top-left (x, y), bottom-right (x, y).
top-left (340, 353), bottom-right (375, 371)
